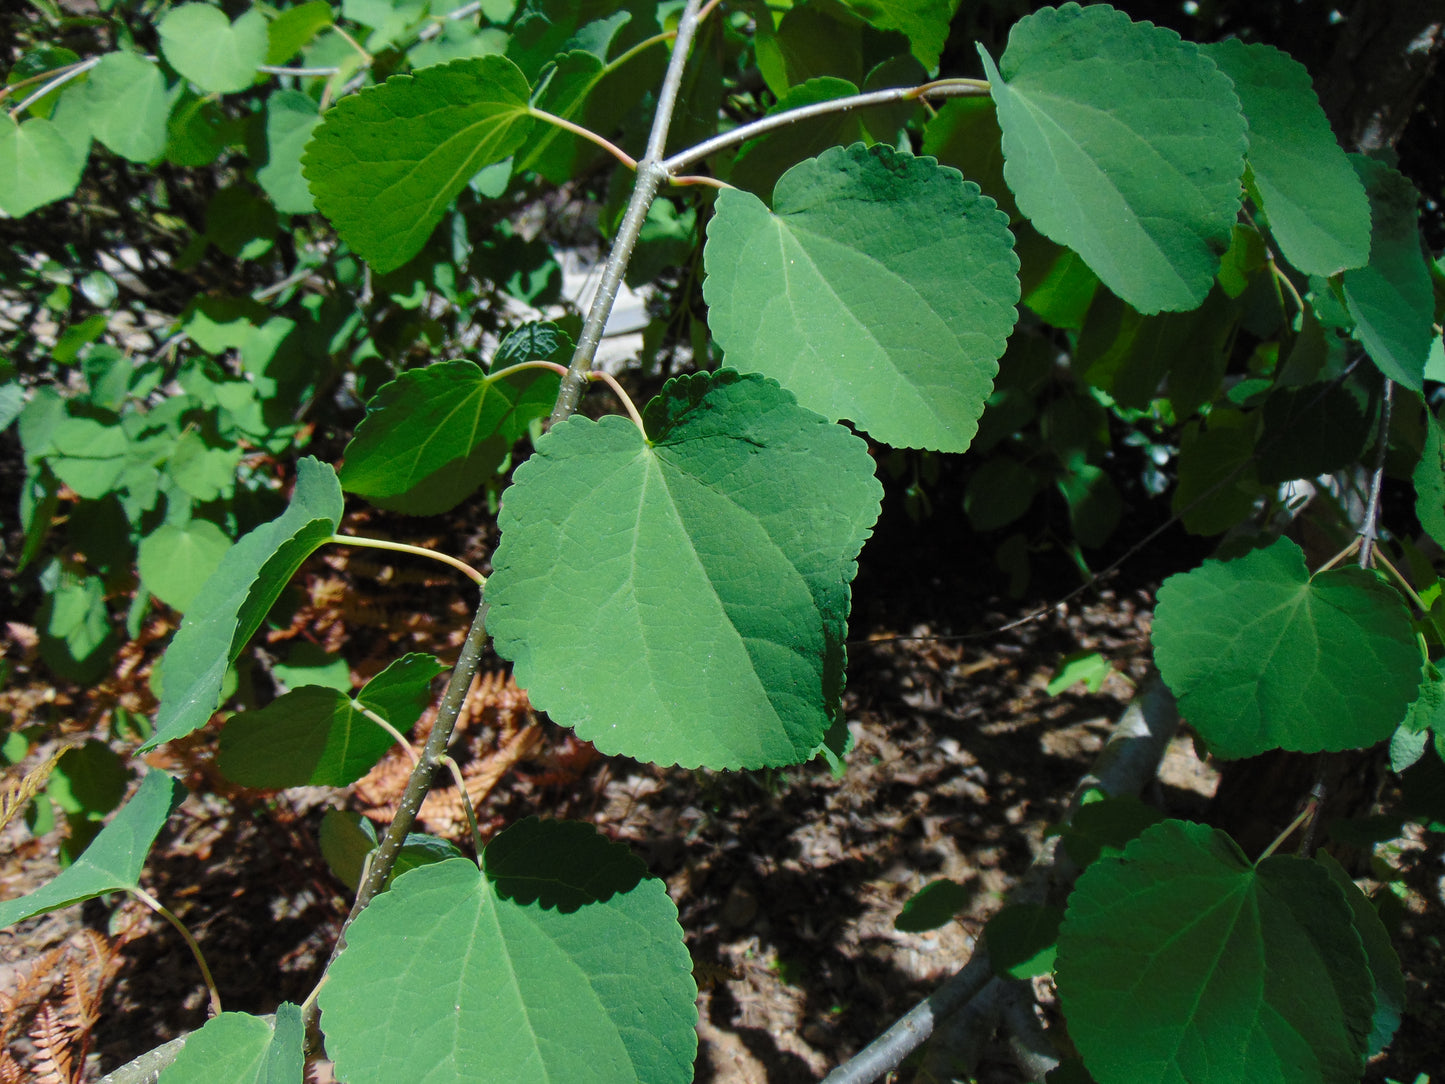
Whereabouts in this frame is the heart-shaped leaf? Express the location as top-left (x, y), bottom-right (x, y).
top-left (0, 115), bottom-right (88, 217)
top-left (137, 519), bottom-right (233, 613)
top-left (1057, 820), bottom-right (1374, 1084)
top-left (980, 3), bottom-right (1246, 313)
top-left (157, 1003), bottom-right (304, 1084)
top-left (83, 52), bottom-right (172, 163)
top-left (340, 357), bottom-right (560, 515)
top-left (257, 90), bottom-right (322, 214)
top-left (158, 3), bottom-right (268, 95)
top-left (303, 55), bottom-right (535, 272)
top-left (705, 142), bottom-right (1019, 452)
top-left (486, 370), bottom-right (883, 770)
top-left (1152, 537), bottom-right (1419, 759)
top-left (319, 819), bottom-right (696, 1084)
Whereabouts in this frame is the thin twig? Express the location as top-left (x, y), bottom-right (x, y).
top-left (661, 80), bottom-right (990, 174)
top-left (8, 57), bottom-right (100, 118)
top-left (300, 597), bottom-right (492, 1043)
top-left (256, 64), bottom-right (341, 76)
top-left (1358, 381), bottom-right (1394, 569)
top-left (128, 888), bottom-right (222, 1019)
top-left (549, 0), bottom-right (707, 423)
top-left (328, 533), bottom-right (486, 586)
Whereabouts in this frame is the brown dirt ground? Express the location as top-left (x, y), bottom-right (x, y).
top-left (2, 495), bottom-right (1443, 1083)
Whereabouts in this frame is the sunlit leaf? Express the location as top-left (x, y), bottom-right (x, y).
top-left (158, 3), bottom-right (268, 95)
top-left (83, 52), bottom-right (171, 163)
top-left (157, 1003), bottom-right (304, 1084)
top-left (486, 370), bottom-right (882, 770)
top-left (705, 142), bottom-right (1019, 451)
top-left (980, 3), bottom-right (1246, 313)
top-left (0, 115), bottom-right (88, 217)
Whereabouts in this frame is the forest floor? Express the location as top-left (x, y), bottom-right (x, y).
top-left (2, 468), bottom-right (1443, 1083)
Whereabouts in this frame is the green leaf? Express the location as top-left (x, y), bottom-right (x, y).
top-left (921, 97), bottom-right (1016, 221)
top-left (894, 878), bottom-right (972, 933)
top-left (157, 1003), bottom-right (304, 1084)
top-left (0, 769), bottom-right (185, 929)
top-left (1343, 156), bottom-right (1434, 391)
top-left (137, 520), bottom-right (233, 613)
top-left (340, 358), bottom-right (560, 514)
top-left (1415, 405), bottom-right (1445, 548)
top-left (964, 456), bottom-right (1037, 531)
top-left (266, 0), bottom-right (334, 65)
top-left (1015, 224), bottom-right (1099, 329)
top-left (726, 77), bottom-right (866, 199)
top-left (1046, 651), bottom-right (1112, 695)
top-left (83, 52), bottom-right (172, 163)
top-left (486, 370), bottom-right (882, 770)
top-left (158, 3), bottom-right (268, 95)
top-left (980, 3), bottom-right (1246, 313)
top-left (1058, 463), bottom-right (1121, 549)
top-left (1057, 820), bottom-right (1373, 1084)
top-left (985, 903), bottom-right (1063, 979)
top-left (1256, 381), bottom-right (1371, 485)
top-left (1171, 411), bottom-right (1262, 536)
top-left (704, 142), bottom-right (1019, 452)
top-left (303, 56), bottom-right (535, 272)
top-left (1315, 852), bottom-right (1404, 1058)
top-left (1152, 537), bottom-right (1419, 759)
top-left (0, 115), bottom-right (88, 218)
top-left (257, 90), bottom-right (323, 214)
top-left (219, 653), bottom-right (442, 787)
top-left (144, 457), bottom-right (343, 751)
top-left (1057, 794), bottom-right (1167, 868)
top-left (319, 819), bottom-right (697, 1083)
top-left (838, 0), bottom-right (960, 70)
top-left (1202, 40), bottom-right (1370, 277)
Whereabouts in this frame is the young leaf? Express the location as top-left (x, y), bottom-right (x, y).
top-left (339, 359), bottom-right (560, 514)
top-left (137, 520), bottom-right (232, 613)
top-left (1342, 156), bottom-right (1434, 391)
top-left (1057, 820), bottom-right (1373, 1084)
top-left (218, 653), bottom-right (443, 788)
top-left (266, 0), bottom-right (334, 65)
top-left (704, 143), bottom-right (1019, 452)
top-left (1152, 537), bottom-right (1419, 759)
top-left (0, 115), bottom-right (88, 218)
top-left (303, 56), bottom-right (535, 272)
top-left (1201, 40), bottom-right (1370, 277)
top-left (319, 819), bottom-right (697, 1084)
top-left (158, 3), bottom-right (268, 95)
top-left (0, 769), bottom-right (185, 930)
top-left (486, 370), bottom-right (883, 770)
top-left (156, 1003), bottom-right (304, 1084)
top-left (82, 52), bottom-right (171, 164)
top-left (257, 90), bottom-right (322, 214)
top-left (143, 458), bottom-right (343, 751)
top-left (979, 3), bottom-right (1246, 314)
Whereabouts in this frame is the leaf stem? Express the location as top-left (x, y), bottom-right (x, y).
top-left (661, 79), bottom-right (990, 175)
top-left (1358, 381), bottom-right (1394, 569)
top-left (1256, 796), bottom-right (1319, 861)
top-left (442, 754), bottom-right (486, 859)
top-left (1314, 537), bottom-right (1362, 575)
top-left (7, 57), bottom-right (100, 118)
top-left (588, 370), bottom-right (648, 434)
top-left (328, 533), bottom-right (486, 587)
top-left (1268, 260), bottom-right (1306, 317)
top-left (487, 359), bottom-right (570, 383)
top-left (129, 887), bottom-right (222, 1019)
top-left (527, 107), bottom-right (638, 170)
top-left (329, 24), bottom-right (373, 64)
top-left (355, 704), bottom-right (419, 766)
top-left (1372, 547), bottom-right (1428, 613)
top-left (301, 595), bottom-right (492, 1041)
top-left (549, 0), bottom-right (707, 423)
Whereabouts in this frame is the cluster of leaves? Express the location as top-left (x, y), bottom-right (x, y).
top-left (3, 0), bottom-right (1445, 1082)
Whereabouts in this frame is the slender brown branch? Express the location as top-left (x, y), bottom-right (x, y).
top-left (300, 596), bottom-right (492, 1041)
top-left (549, 0), bottom-right (708, 424)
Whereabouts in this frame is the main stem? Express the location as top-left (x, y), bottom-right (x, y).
top-left (301, 595), bottom-right (491, 1039)
top-left (548, 0), bottom-right (707, 424)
